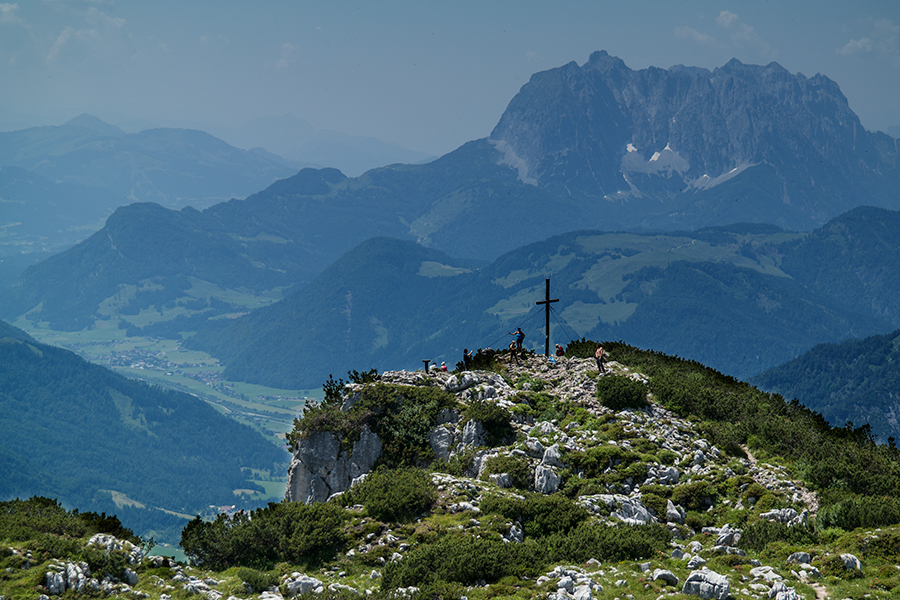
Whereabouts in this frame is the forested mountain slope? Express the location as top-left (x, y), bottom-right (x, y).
top-left (185, 228), bottom-right (888, 389)
top-left (751, 329), bottom-right (900, 442)
top-left (0, 320), bottom-right (287, 543)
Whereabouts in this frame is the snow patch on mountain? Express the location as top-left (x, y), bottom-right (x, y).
top-left (620, 143), bottom-right (690, 177)
top-left (690, 162), bottom-right (756, 190)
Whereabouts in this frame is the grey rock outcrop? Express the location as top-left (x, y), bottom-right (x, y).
top-left (840, 553), bottom-right (862, 571)
top-left (87, 533), bottom-right (144, 565)
top-left (682, 569), bottom-right (730, 600)
top-left (534, 465), bottom-right (560, 494)
top-left (284, 573), bottom-right (325, 596)
top-left (460, 419), bottom-right (486, 447)
top-left (429, 425), bottom-right (454, 462)
top-left (285, 425), bottom-right (382, 503)
top-left (666, 499), bottom-right (686, 524)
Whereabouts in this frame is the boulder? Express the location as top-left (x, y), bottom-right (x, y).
top-left (786, 552), bottom-right (811, 564)
top-left (429, 425), bottom-right (454, 462)
top-left (666, 499), bottom-right (686, 524)
top-left (534, 465), bottom-right (560, 494)
top-left (285, 426), bottom-right (382, 503)
top-left (541, 444), bottom-right (564, 467)
top-left (598, 494), bottom-right (655, 525)
top-left (573, 584), bottom-right (593, 600)
top-left (284, 574), bottom-right (324, 596)
top-left (715, 524), bottom-right (741, 546)
top-left (489, 473), bottom-right (513, 488)
top-left (652, 569), bottom-right (679, 587)
top-left (682, 569), bottom-right (730, 600)
top-left (768, 581), bottom-right (801, 600)
top-left (840, 553), bottom-right (861, 571)
top-left (525, 437), bottom-right (545, 457)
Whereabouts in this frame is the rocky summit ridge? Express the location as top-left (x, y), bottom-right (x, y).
top-left (276, 353), bottom-right (858, 600)
top-left (6, 349), bottom-right (898, 600)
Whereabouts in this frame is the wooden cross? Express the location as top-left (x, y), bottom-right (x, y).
top-left (535, 278), bottom-right (559, 356)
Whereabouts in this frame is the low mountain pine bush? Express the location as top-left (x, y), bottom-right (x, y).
top-left (343, 467), bottom-right (435, 523)
top-left (596, 375), bottom-right (648, 410)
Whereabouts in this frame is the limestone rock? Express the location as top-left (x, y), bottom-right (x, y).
top-left (666, 499), bottom-right (686, 524)
top-left (840, 553), bottom-right (861, 571)
top-left (534, 465), bottom-right (560, 494)
top-left (461, 419), bottom-right (485, 447)
top-left (285, 426), bottom-right (382, 503)
top-left (786, 552), bottom-right (811, 564)
top-left (653, 569), bottom-right (679, 586)
top-left (428, 425), bottom-right (454, 462)
top-left (682, 569), bottom-right (730, 600)
top-left (284, 573), bottom-right (325, 596)
top-left (541, 443), bottom-right (564, 467)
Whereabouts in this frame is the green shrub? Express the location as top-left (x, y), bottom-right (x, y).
top-left (560, 477), bottom-right (608, 499)
top-left (80, 544), bottom-right (128, 580)
top-left (671, 480), bottom-right (718, 511)
top-left (545, 522), bottom-right (672, 563)
top-left (739, 520), bottom-right (818, 553)
top-left (481, 454), bottom-right (532, 490)
top-left (819, 554), bottom-right (864, 580)
top-left (288, 383), bottom-right (458, 467)
top-left (564, 339), bottom-right (606, 359)
top-left (684, 510), bottom-right (714, 530)
top-left (235, 567), bottom-right (278, 593)
top-left (0, 497), bottom-right (87, 541)
top-left (568, 445), bottom-right (642, 480)
top-left (596, 375), bottom-right (648, 411)
top-left (640, 493), bottom-right (668, 520)
top-left (463, 400), bottom-right (514, 447)
top-left (345, 467), bottom-right (435, 522)
top-left (25, 534), bottom-right (83, 562)
top-left (180, 502), bottom-right (347, 570)
top-left (657, 449), bottom-right (678, 465)
top-left (817, 494), bottom-right (900, 530)
top-left (381, 534), bottom-right (544, 590)
top-left (481, 493), bottom-right (589, 538)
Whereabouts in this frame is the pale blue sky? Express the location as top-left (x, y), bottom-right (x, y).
top-left (3, 0), bottom-right (899, 155)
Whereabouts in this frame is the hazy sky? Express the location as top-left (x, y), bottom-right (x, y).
top-left (3, 0), bottom-right (899, 156)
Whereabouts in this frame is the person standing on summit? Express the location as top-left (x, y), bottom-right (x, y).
top-left (509, 327), bottom-right (525, 351)
top-left (595, 344), bottom-right (606, 373)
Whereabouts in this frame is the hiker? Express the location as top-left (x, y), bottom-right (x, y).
top-left (555, 344), bottom-right (565, 357)
top-left (508, 341), bottom-right (519, 365)
top-left (463, 348), bottom-right (473, 369)
top-left (440, 362), bottom-right (447, 372)
top-left (595, 344), bottom-right (606, 373)
top-left (509, 327), bottom-right (525, 351)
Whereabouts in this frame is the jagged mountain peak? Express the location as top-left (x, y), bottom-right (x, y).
top-left (490, 51), bottom-right (894, 231)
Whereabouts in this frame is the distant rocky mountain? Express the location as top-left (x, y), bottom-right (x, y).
top-left (751, 329), bottom-right (900, 442)
top-left (491, 51), bottom-right (900, 231)
top-left (0, 319), bottom-right (287, 543)
top-left (5, 53), bottom-right (900, 385)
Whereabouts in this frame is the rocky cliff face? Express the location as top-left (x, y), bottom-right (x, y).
top-left (285, 425), bottom-right (382, 504)
top-left (491, 50), bottom-right (900, 230)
